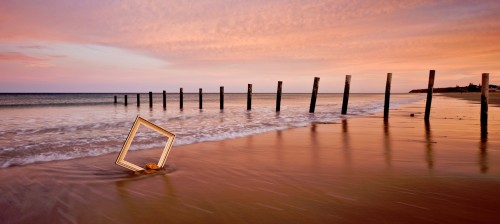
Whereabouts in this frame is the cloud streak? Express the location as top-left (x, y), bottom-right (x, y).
top-left (0, 52), bottom-right (53, 67)
top-left (0, 52), bottom-right (43, 62)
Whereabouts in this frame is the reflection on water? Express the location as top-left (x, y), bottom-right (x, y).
top-left (341, 119), bottom-right (351, 167)
top-left (245, 111), bottom-right (252, 122)
top-left (424, 121), bottom-right (434, 170)
top-left (383, 120), bottom-right (392, 168)
top-left (275, 130), bottom-right (283, 161)
top-left (342, 119), bottom-right (348, 133)
top-left (310, 124), bottom-right (319, 166)
top-left (479, 140), bottom-right (488, 173)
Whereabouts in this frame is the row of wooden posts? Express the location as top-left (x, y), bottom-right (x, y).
top-left (114, 71), bottom-right (490, 128)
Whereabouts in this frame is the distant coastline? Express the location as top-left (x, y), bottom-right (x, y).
top-left (409, 83), bottom-right (499, 93)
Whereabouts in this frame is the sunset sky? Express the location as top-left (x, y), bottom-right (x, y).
top-left (1, 0), bottom-right (499, 93)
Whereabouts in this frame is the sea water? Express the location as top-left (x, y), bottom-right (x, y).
top-left (0, 93), bottom-right (424, 168)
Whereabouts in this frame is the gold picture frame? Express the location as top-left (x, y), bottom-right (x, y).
top-left (115, 116), bottom-right (176, 171)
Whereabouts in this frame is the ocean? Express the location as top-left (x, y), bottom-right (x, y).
top-left (0, 93), bottom-right (424, 168)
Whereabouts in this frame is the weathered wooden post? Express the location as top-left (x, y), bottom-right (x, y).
top-left (309, 77), bottom-right (320, 113)
top-left (199, 88), bottom-right (203, 109)
top-left (162, 90), bottom-right (166, 109)
top-left (341, 75), bottom-right (352, 115)
top-left (276, 81), bottom-right (282, 112)
top-left (149, 91), bottom-right (153, 108)
top-left (481, 73), bottom-right (489, 136)
top-left (124, 95), bottom-right (128, 106)
top-left (220, 86), bottom-right (224, 110)
top-left (384, 73), bottom-right (392, 120)
top-left (247, 84), bottom-right (252, 110)
top-left (114, 96), bottom-right (117, 104)
top-left (136, 94), bottom-right (140, 107)
top-left (424, 70), bottom-right (435, 121)
top-left (180, 88), bottom-right (183, 109)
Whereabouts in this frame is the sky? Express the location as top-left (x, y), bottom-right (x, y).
top-left (1, 0), bottom-right (499, 93)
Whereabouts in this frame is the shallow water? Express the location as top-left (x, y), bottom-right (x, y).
top-left (0, 93), bottom-right (423, 168)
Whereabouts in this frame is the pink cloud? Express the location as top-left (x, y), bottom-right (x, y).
top-left (0, 52), bottom-right (54, 68)
top-left (0, 52), bottom-right (44, 62)
top-left (47, 54), bottom-right (66, 58)
top-left (19, 45), bottom-right (47, 49)
top-left (0, 0), bottom-right (499, 92)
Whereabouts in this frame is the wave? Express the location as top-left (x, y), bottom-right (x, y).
top-left (0, 102), bottom-right (114, 108)
top-left (0, 94), bottom-right (424, 168)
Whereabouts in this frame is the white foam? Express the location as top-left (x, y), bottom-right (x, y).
top-left (0, 93), bottom-right (425, 168)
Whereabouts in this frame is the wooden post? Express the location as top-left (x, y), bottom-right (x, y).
top-left (481, 73), bottom-right (489, 131)
top-left (149, 91), bottom-right (153, 108)
top-left (124, 95), bottom-right (128, 106)
top-left (136, 94), bottom-right (140, 107)
top-left (199, 88), bottom-right (203, 109)
top-left (180, 88), bottom-right (183, 109)
top-left (424, 70), bottom-right (435, 121)
top-left (341, 75), bottom-right (352, 115)
top-left (114, 96), bottom-right (117, 104)
top-left (276, 81), bottom-right (282, 112)
top-left (309, 77), bottom-right (320, 113)
top-left (220, 86), bottom-right (224, 110)
top-left (384, 73), bottom-right (392, 119)
top-left (247, 84), bottom-right (252, 110)
top-left (163, 90), bottom-right (166, 109)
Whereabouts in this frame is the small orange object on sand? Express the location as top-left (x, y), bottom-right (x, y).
top-left (142, 163), bottom-right (160, 174)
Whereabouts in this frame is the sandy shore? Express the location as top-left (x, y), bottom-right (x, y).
top-left (1, 95), bottom-right (499, 223)
top-left (441, 92), bottom-right (500, 106)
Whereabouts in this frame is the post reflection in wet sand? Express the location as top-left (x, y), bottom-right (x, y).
top-left (480, 110), bottom-right (488, 173)
top-left (383, 120), bottom-right (392, 168)
top-left (479, 139), bottom-right (489, 173)
top-left (424, 121), bottom-right (434, 170)
top-left (275, 130), bottom-right (283, 162)
top-left (341, 119), bottom-right (351, 167)
top-left (310, 124), bottom-right (319, 167)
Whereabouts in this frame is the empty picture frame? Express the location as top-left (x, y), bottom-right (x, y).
top-left (115, 115), bottom-right (176, 171)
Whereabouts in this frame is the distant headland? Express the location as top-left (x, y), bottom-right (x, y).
top-left (409, 83), bottom-right (500, 93)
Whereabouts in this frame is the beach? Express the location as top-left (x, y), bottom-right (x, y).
top-left (442, 92), bottom-right (500, 106)
top-left (1, 94), bottom-right (500, 223)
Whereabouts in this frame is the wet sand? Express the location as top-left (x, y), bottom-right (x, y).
top-left (1, 95), bottom-right (499, 223)
top-left (442, 92), bottom-right (500, 106)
